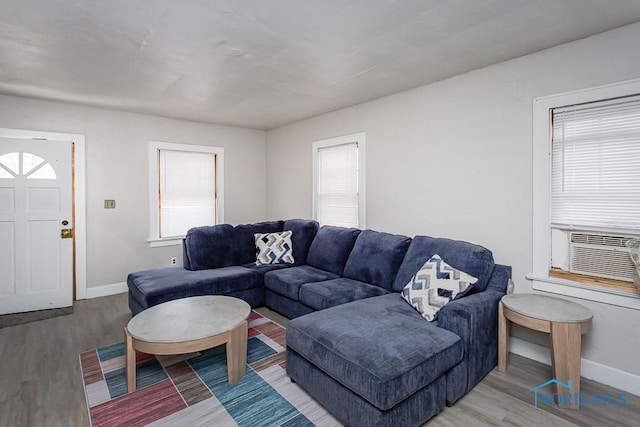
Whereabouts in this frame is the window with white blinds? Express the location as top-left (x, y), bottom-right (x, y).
top-left (159, 150), bottom-right (217, 238)
top-left (551, 95), bottom-right (640, 233)
top-left (313, 133), bottom-right (365, 228)
top-left (148, 141), bottom-right (224, 246)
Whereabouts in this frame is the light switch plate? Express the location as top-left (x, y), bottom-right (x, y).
top-left (104, 200), bottom-right (116, 209)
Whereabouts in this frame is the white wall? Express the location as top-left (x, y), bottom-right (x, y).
top-left (266, 23), bottom-right (640, 377)
top-left (0, 95), bottom-right (266, 290)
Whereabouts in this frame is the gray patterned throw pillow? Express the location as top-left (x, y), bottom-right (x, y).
top-left (255, 231), bottom-right (295, 265)
top-left (401, 254), bottom-right (478, 321)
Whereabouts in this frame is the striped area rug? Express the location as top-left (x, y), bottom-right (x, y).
top-left (80, 311), bottom-right (341, 427)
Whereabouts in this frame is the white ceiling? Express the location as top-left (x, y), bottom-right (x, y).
top-left (2, 1), bottom-right (640, 130)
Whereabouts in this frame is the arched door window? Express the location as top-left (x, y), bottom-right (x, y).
top-left (0, 152), bottom-right (57, 179)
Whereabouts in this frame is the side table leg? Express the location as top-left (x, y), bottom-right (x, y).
top-left (227, 320), bottom-right (248, 385)
top-left (125, 328), bottom-right (136, 393)
top-left (550, 322), bottom-right (582, 409)
top-left (498, 301), bottom-right (509, 372)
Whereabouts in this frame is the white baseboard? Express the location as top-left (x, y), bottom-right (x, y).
top-left (84, 282), bottom-right (128, 299)
top-left (510, 337), bottom-right (640, 397)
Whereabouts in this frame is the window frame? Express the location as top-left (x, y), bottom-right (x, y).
top-left (148, 141), bottom-right (224, 247)
top-left (312, 132), bottom-right (366, 228)
top-left (530, 79), bottom-right (640, 310)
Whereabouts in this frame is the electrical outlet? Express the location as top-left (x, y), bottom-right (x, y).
top-left (104, 200), bottom-right (116, 209)
top-left (170, 257), bottom-right (177, 265)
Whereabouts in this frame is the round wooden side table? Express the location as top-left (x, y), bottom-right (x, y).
top-left (498, 293), bottom-right (593, 409)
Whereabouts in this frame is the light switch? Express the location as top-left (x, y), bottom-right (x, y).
top-left (104, 200), bottom-right (116, 209)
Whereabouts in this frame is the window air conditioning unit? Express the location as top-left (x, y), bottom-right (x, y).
top-left (569, 232), bottom-right (636, 282)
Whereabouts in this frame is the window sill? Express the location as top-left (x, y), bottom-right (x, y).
top-left (549, 269), bottom-right (638, 293)
top-left (526, 273), bottom-right (640, 311)
top-left (147, 237), bottom-right (183, 248)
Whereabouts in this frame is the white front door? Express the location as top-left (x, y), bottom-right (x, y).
top-left (0, 138), bottom-right (74, 314)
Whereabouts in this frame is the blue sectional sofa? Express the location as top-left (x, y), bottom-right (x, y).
top-left (127, 219), bottom-right (511, 426)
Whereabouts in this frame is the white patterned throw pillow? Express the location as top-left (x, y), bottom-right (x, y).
top-left (401, 254), bottom-right (478, 321)
top-left (255, 231), bottom-right (295, 265)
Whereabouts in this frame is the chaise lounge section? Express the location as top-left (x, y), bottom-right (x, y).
top-left (286, 235), bottom-right (510, 426)
top-left (287, 294), bottom-right (463, 426)
top-left (127, 219), bottom-right (511, 426)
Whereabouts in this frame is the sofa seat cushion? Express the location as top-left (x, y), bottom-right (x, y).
top-left (299, 278), bottom-right (390, 310)
top-left (127, 266), bottom-right (262, 308)
top-left (343, 230), bottom-right (411, 290)
top-left (242, 262), bottom-right (293, 273)
top-left (286, 293), bottom-right (464, 410)
top-left (264, 265), bottom-right (339, 301)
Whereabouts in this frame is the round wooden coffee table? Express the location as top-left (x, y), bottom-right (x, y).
top-left (498, 293), bottom-right (592, 409)
top-left (125, 295), bottom-right (251, 393)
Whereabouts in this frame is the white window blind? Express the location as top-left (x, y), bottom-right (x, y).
top-left (551, 95), bottom-right (640, 233)
top-left (159, 150), bottom-right (216, 238)
top-left (317, 142), bottom-right (359, 227)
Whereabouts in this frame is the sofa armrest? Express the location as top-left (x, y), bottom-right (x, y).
top-left (438, 289), bottom-right (504, 357)
top-left (437, 265), bottom-right (510, 403)
top-left (438, 264), bottom-right (510, 346)
top-left (486, 263), bottom-right (512, 293)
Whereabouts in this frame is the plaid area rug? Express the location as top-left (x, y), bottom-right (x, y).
top-left (79, 311), bottom-right (340, 427)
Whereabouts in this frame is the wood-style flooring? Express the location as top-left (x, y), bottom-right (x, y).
top-left (0, 293), bottom-right (637, 426)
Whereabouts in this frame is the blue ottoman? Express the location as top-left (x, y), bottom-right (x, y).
top-left (286, 293), bottom-right (464, 427)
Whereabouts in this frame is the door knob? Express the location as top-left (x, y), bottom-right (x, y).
top-left (61, 229), bottom-right (73, 239)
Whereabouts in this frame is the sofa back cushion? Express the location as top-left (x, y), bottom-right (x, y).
top-left (183, 224), bottom-right (237, 270)
top-left (343, 230), bottom-right (411, 290)
top-left (234, 220), bottom-right (284, 265)
top-left (283, 219), bottom-right (319, 265)
top-left (392, 236), bottom-right (495, 292)
top-left (307, 226), bottom-right (361, 275)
